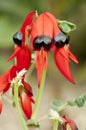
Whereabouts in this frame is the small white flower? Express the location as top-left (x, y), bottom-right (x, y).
top-left (11, 69), bottom-right (27, 87)
top-left (17, 79), bottom-right (23, 86)
top-left (49, 109), bottom-right (63, 123)
top-left (16, 68), bottom-right (27, 79)
top-left (11, 78), bottom-right (15, 86)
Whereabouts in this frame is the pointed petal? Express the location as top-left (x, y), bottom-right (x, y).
top-left (36, 50), bottom-right (48, 87)
top-left (29, 96), bottom-right (35, 104)
top-left (20, 92), bottom-right (32, 119)
top-left (0, 65), bottom-right (17, 93)
top-left (62, 116), bottom-right (78, 130)
top-left (23, 81), bottom-right (33, 96)
top-left (16, 45), bottom-right (31, 71)
top-left (9, 65), bottom-right (17, 80)
top-left (20, 11), bottom-right (36, 44)
top-left (68, 50), bottom-right (78, 63)
top-left (8, 45), bottom-right (31, 71)
top-left (54, 48), bottom-right (75, 84)
top-left (0, 96), bottom-right (2, 113)
top-left (8, 45), bottom-right (21, 61)
top-left (20, 11), bottom-right (36, 34)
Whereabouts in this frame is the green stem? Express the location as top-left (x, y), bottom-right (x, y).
top-left (58, 103), bottom-right (68, 112)
top-left (14, 79), bottom-right (27, 130)
top-left (31, 69), bottom-right (47, 119)
top-left (38, 114), bottom-right (49, 121)
top-left (53, 120), bottom-right (59, 130)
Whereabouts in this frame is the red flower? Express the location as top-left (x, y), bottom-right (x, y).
top-left (0, 65), bottom-right (34, 117)
top-left (13, 11), bottom-right (36, 46)
top-left (3, 11), bottom-right (36, 117)
top-left (54, 44), bottom-right (78, 84)
top-left (8, 44), bottom-right (31, 71)
top-left (20, 91), bottom-right (34, 119)
top-left (8, 11), bottom-right (36, 72)
top-left (0, 65), bottom-right (17, 113)
top-left (30, 12), bottom-right (78, 86)
top-left (62, 116), bottom-right (78, 130)
top-left (20, 11), bottom-right (36, 44)
top-left (35, 50), bottom-right (48, 87)
top-left (0, 65), bottom-right (16, 92)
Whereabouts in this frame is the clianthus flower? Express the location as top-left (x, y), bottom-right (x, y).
top-left (29, 12), bottom-right (78, 86)
top-left (0, 11), bottom-right (35, 114)
top-left (62, 116), bottom-right (78, 130)
top-left (11, 11), bottom-right (78, 87)
top-left (0, 65), bottom-right (34, 119)
top-left (20, 91), bottom-right (34, 119)
top-left (2, 12), bottom-right (36, 118)
top-left (0, 11), bottom-right (78, 119)
top-left (11, 69), bottom-right (34, 119)
top-left (8, 11), bottom-right (36, 71)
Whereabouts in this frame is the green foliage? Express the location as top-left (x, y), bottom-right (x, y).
top-left (51, 100), bottom-right (63, 110)
top-left (51, 100), bottom-right (68, 112)
top-left (51, 93), bottom-right (86, 112)
top-left (27, 119), bottom-right (40, 128)
top-left (68, 94), bottom-right (86, 107)
top-left (58, 20), bottom-right (76, 34)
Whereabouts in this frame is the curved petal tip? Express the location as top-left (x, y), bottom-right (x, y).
top-left (54, 48), bottom-right (76, 84)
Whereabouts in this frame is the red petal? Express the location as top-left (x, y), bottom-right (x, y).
top-left (30, 12), bottom-right (55, 49)
top-left (8, 45), bottom-right (21, 61)
top-left (20, 92), bottom-right (32, 119)
top-left (20, 11), bottom-right (36, 34)
top-left (0, 69), bottom-right (11, 92)
top-left (36, 50), bottom-right (48, 87)
top-left (29, 96), bottom-right (35, 104)
top-left (16, 45), bottom-right (31, 71)
top-left (0, 96), bottom-right (2, 113)
top-left (23, 81), bottom-right (33, 96)
top-left (8, 45), bottom-right (31, 71)
top-left (68, 50), bottom-right (78, 63)
top-left (0, 65), bottom-right (17, 92)
top-left (54, 47), bottom-right (75, 84)
top-left (9, 65), bottom-right (17, 80)
top-left (20, 11), bottom-right (36, 43)
top-left (62, 116), bottom-right (78, 130)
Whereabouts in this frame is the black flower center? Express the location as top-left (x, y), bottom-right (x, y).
top-left (54, 33), bottom-right (70, 48)
top-left (33, 35), bottom-right (52, 50)
top-left (13, 32), bottom-right (22, 46)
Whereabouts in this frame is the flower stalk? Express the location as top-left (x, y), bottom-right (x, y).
top-left (13, 78), bottom-right (27, 130)
top-left (31, 69), bottom-right (47, 119)
top-left (53, 119), bottom-right (59, 130)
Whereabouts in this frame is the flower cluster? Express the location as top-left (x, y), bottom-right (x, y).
top-left (0, 11), bottom-right (36, 118)
top-left (0, 11), bottom-right (78, 127)
top-left (49, 109), bottom-right (78, 130)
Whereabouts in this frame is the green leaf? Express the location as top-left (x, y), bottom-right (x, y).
top-left (83, 94), bottom-right (86, 100)
top-left (75, 96), bottom-right (85, 107)
top-left (26, 119), bottom-right (40, 128)
top-left (51, 100), bottom-right (63, 111)
top-left (68, 100), bottom-right (76, 106)
top-left (68, 94), bottom-right (86, 108)
top-left (58, 19), bottom-right (76, 34)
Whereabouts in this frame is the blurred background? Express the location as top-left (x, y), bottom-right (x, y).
top-left (0, 0), bottom-right (86, 130)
